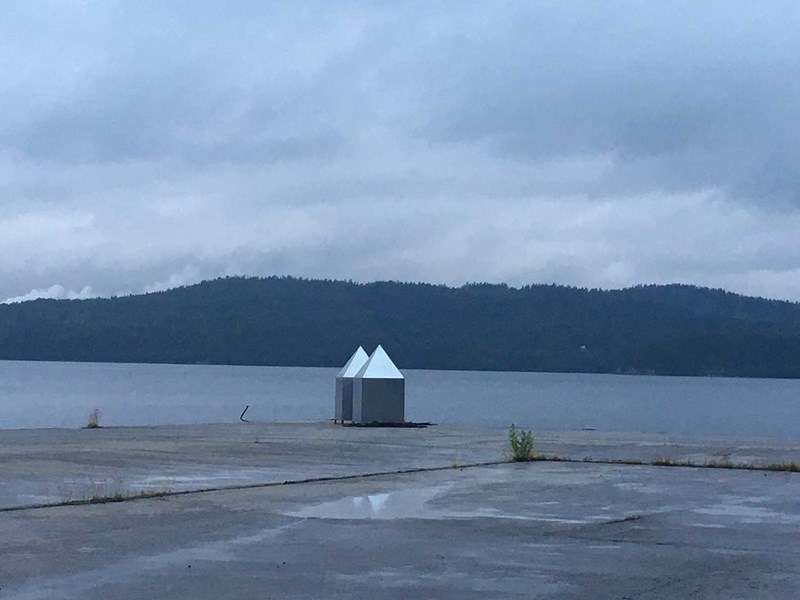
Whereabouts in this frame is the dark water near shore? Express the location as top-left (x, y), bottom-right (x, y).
top-left (0, 360), bottom-right (798, 437)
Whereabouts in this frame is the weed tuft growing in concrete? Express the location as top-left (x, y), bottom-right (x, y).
top-left (762, 461), bottom-right (799, 472)
top-left (651, 457), bottom-right (696, 467)
top-left (508, 424), bottom-right (536, 461)
top-left (85, 409), bottom-right (101, 429)
top-left (703, 459), bottom-right (735, 469)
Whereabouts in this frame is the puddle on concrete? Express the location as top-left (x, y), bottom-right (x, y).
top-left (13, 494), bottom-right (59, 505)
top-left (3, 466), bottom-right (295, 509)
top-left (710, 548), bottom-right (751, 557)
top-left (289, 487), bottom-right (447, 520)
top-left (129, 474), bottom-right (245, 491)
top-left (129, 467), bottom-right (288, 491)
top-left (693, 495), bottom-right (800, 524)
top-left (3, 521), bottom-right (302, 600)
top-left (334, 567), bottom-right (568, 595)
top-left (693, 504), bottom-right (799, 523)
top-left (613, 482), bottom-right (663, 494)
top-left (289, 485), bottom-right (603, 524)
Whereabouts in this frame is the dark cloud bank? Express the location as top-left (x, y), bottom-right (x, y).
top-left (3, 1), bottom-right (800, 303)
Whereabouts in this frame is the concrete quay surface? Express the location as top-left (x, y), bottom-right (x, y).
top-left (1, 422), bottom-right (799, 598)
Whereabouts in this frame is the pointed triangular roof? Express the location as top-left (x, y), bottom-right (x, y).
top-left (355, 345), bottom-right (404, 379)
top-left (337, 346), bottom-right (369, 378)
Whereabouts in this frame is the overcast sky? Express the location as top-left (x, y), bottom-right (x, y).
top-left (3, 1), bottom-right (800, 303)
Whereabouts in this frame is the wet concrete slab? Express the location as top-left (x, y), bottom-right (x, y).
top-left (1, 461), bottom-right (799, 599)
top-left (0, 422), bottom-right (505, 508)
top-left (1, 422), bottom-right (798, 509)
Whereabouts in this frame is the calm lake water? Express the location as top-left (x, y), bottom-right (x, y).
top-left (0, 360), bottom-right (798, 438)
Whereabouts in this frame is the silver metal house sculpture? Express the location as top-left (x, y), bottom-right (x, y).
top-left (353, 345), bottom-right (405, 423)
top-left (334, 346), bottom-right (369, 423)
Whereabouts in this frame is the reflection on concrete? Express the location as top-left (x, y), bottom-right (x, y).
top-left (3, 462), bottom-right (800, 599)
top-left (289, 481), bottom-right (604, 525)
top-left (693, 495), bottom-right (800, 524)
top-left (290, 487), bottom-right (447, 520)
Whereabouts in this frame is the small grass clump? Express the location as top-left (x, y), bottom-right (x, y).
top-left (762, 461), bottom-right (799, 473)
top-left (89, 488), bottom-right (171, 503)
top-left (508, 423), bottom-right (537, 462)
top-left (651, 457), bottom-right (696, 467)
top-left (609, 458), bottom-right (646, 466)
top-left (85, 408), bottom-right (101, 429)
top-left (703, 459), bottom-right (736, 469)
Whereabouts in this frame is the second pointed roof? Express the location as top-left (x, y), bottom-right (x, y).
top-left (337, 346), bottom-right (369, 378)
top-left (355, 345), bottom-right (404, 379)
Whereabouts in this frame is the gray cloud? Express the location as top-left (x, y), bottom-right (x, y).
top-left (2, 1), bottom-right (800, 303)
top-left (424, 2), bottom-right (800, 201)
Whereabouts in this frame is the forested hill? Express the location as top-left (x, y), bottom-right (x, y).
top-left (1, 276), bottom-right (800, 378)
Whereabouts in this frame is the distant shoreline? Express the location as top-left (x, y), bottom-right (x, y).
top-left (1, 357), bottom-right (798, 381)
top-left (2, 276), bottom-right (799, 378)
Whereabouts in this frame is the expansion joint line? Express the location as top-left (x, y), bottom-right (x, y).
top-left (0, 460), bottom-right (508, 514)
